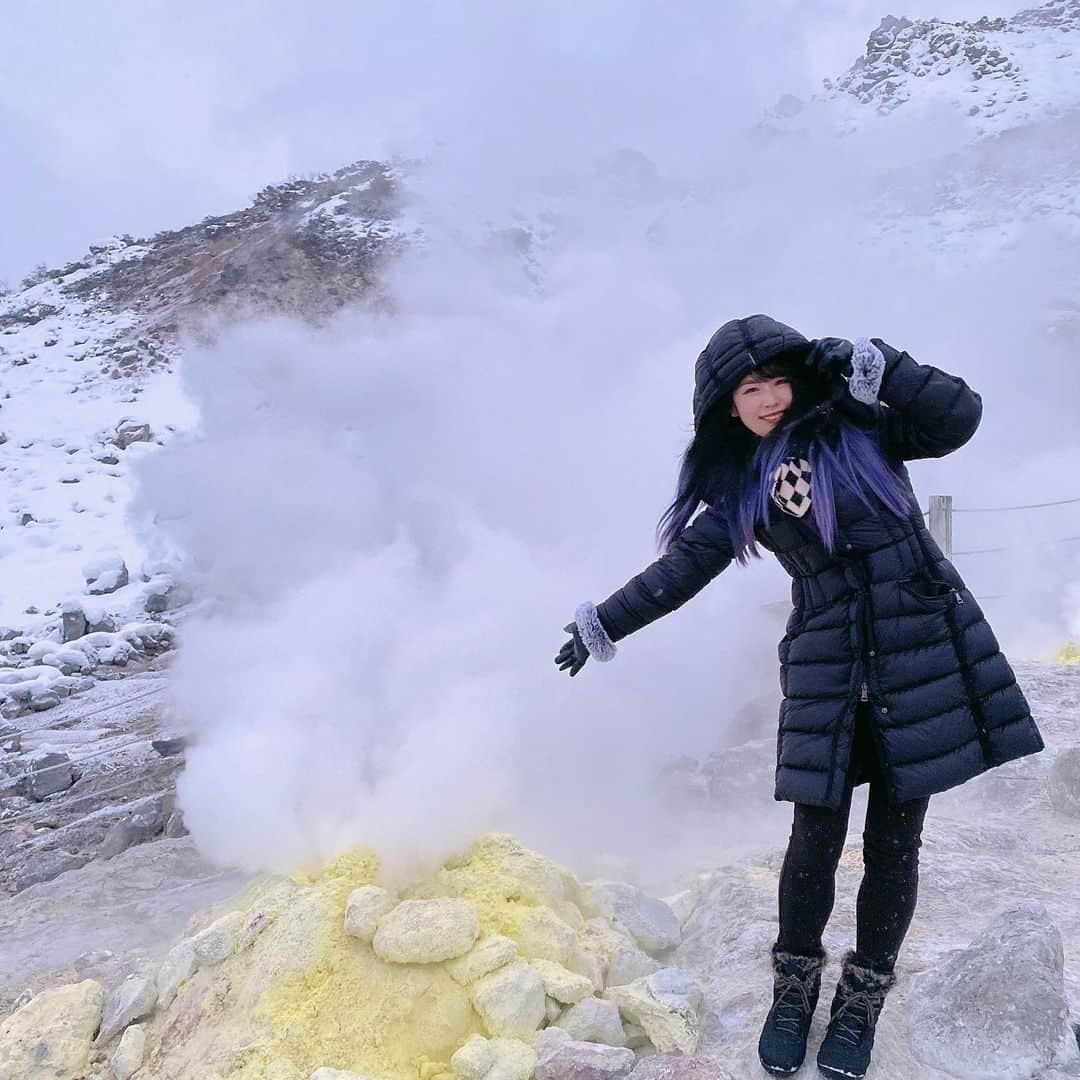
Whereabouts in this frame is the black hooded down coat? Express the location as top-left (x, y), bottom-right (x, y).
top-left (587, 314), bottom-right (1044, 810)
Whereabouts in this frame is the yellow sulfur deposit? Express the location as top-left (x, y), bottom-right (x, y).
top-left (138, 833), bottom-right (596, 1080)
top-left (1055, 642), bottom-right (1080, 663)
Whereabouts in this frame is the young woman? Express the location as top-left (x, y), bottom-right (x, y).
top-left (554, 313), bottom-right (1045, 1079)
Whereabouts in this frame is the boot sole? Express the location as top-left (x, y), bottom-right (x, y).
top-left (818, 1065), bottom-right (866, 1079)
top-left (761, 1065), bottom-right (801, 1076)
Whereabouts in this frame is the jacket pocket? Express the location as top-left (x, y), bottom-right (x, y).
top-left (898, 572), bottom-right (959, 610)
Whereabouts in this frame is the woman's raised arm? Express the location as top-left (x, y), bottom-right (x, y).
top-left (861, 336), bottom-right (983, 461)
top-left (573, 502), bottom-right (735, 661)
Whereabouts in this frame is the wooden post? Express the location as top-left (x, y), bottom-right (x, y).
top-left (929, 495), bottom-right (953, 559)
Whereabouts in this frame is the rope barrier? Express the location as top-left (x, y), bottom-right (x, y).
top-left (953, 495), bottom-right (1080, 513)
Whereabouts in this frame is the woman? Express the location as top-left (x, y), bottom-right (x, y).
top-left (554, 313), bottom-right (1044, 1079)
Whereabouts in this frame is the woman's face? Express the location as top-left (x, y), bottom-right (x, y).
top-left (730, 371), bottom-right (793, 437)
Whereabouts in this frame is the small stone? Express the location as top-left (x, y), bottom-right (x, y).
top-left (152, 735), bottom-right (186, 757)
top-left (603, 968), bottom-right (703, 1055)
top-left (470, 960), bottom-right (546, 1039)
top-left (30, 691), bottom-right (61, 712)
top-left (446, 934), bottom-right (519, 985)
top-left (61, 606), bottom-right (87, 643)
top-left (513, 906), bottom-right (576, 963)
top-left (451, 1035), bottom-right (536, 1080)
top-left (344, 885), bottom-right (396, 943)
top-left (96, 973), bottom-right (157, 1043)
top-left (372, 898), bottom-right (480, 964)
top-left (87, 613), bottom-right (117, 634)
top-left (535, 1035), bottom-right (636, 1080)
top-left (581, 882), bottom-right (681, 954)
top-left (529, 958), bottom-right (595, 1004)
top-left (192, 910), bottom-right (245, 966)
top-left (607, 943), bottom-right (660, 988)
top-left (556, 998), bottom-right (628, 1047)
top-left (157, 938), bottom-right (197, 1009)
top-left (110, 1023), bottom-right (147, 1080)
top-left (9, 639), bottom-right (30, 655)
top-left (26, 750), bottom-right (74, 799)
top-left (83, 556), bottom-right (129, 596)
top-left (113, 421), bottom-right (152, 449)
top-left (165, 809), bottom-right (188, 837)
top-left (0, 979), bottom-right (104, 1078)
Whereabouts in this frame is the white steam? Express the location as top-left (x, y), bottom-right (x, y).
top-left (129, 5), bottom-right (1080, 891)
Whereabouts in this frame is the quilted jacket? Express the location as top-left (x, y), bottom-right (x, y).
top-left (577, 314), bottom-right (1044, 809)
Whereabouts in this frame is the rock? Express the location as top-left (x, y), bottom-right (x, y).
top-left (622, 1023), bottom-right (649, 1051)
top-left (110, 1023), bottom-right (147, 1080)
top-left (265, 1063), bottom-right (304, 1080)
top-left (30, 691), bottom-right (61, 712)
top-left (529, 958), bottom-right (595, 1004)
top-left (582, 882), bottom-right (681, 955)
top-left (14, 849), bottom-right (88, 892)
top-left (0, 725), bottom-right (20, 753)
top-left (165, 809), bottom-right (189, 837)
top-left (372, 898), bottom-right (480, 964)
top-left (446, 935), bottom-right (519, 985)
top-left (546, 997), bottom-right (563, 1023)
top-left (238, 879), bottom-right (303, 949)
top-left (101, 793), bottom-right (173, 858)
top-left (26, 750), bottom-right (74, 799)
top-left (343, 885), bottom-right (396, 943)
top-left (113, 420), bottom-right (152, 449)
top-left (513, 906), bottom-right (576, 963)
top-left (152, 735), bottom-right (187, 757)
top-left (310, 1070), bottom-right (378, 1080)
top-left (535, 1033), bottom-right (636, 1080)
top-left (1049, 746), bottom-right (1080, 817)
top-left (555, 998), bottom-right (628, 1046)
top-left (145, 590), bottom-right (169, 614)
top-left (96, 972), bottom-right (157, 1044)
top-left (626, 1055), bottom-right (733, 1079)
top-left (0, 628), bottom-right (18, 641)
top-left (61, 604), bottom-right (87, 643)
top-left (8, 639), bottom-right (30, 656)
top-left (0, 979), bottom-right (105, 1079)
top-left (566, 946), bottom-right (605, 993)
top-left (450, 1034), bottom-right (537, 1080)
top-left (86, 613), bottom-right (117, 634)
top-left (907, 903), bottom-right (1079, 1077)
top-left (192, 910), bottom-right (245, 966)
top-left (157, 938), bottom-right (198, 1009)
top-left (470, 960), bottom-right (547, 1039)
top-left (83, 556), bottom-right (129, 596)
top-left (603, 969), bottom-right (702, 1055)
top-left (607, 943), bottom-right (661, 988)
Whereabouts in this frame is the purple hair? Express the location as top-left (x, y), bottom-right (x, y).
top-left (656, 354), bottom-right (915, 560)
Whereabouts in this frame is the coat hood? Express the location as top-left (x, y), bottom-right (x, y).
top-left (693, 314), bottom-right (811, 433)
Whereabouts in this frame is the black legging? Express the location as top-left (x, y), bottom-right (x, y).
top-left (776, 703), bottom-right (931, 973)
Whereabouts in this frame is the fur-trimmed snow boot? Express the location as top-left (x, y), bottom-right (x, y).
top-left (758, 943), bottom-right (827, 1075)
top-left (816, 951), bottom-right (897, 1079)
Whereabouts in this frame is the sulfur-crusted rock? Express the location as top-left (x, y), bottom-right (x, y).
top-left (555, 997), bottom-right (627, 1047)
top-left (603, 968), bottom-right (702, 1055)
top-left (907, 903), bottom-right (1079, 1076)
top-left (450, 1033), bottom-right (537, 1080)
top-left (156, 937), bottom-right (198, 1009)
top-left (0, 979), bottom-right (105, 1079)
top-left (607, 943), bottom-right (661, 988)
top-left (373, 898), bottom-right (480, 964)
top-left (310, 1069), bottom-right (379, 1080)
top-left (512, 906), bottom-right (576, 964)
top-left (581, 882), bottom-right (681, 955)
top-left (626, 1055), bottom-right (734, 1079)
top-left (446, 935), bottom-right (519, 985)
top-left (110, 1023), bottom-right (147, 1080)
top-left (567, 946), bottom-right (605, 993)
top-left (192, 909), bottom-right (245, 966)
top-left (95, 972), bottom-right (157, 1044)
top-left (471, 960), bottom-right (546, 1039)
top-left (530, 958), bottom-right (595, 1004)
top-left (344, 885), bottom-right (396, 942)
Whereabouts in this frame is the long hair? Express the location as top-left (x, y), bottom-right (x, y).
top-left (655, 353), bottom-right (915, 562)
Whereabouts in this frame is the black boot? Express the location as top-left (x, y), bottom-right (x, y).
top-left (816, 951), bottom-right (896, 1079)
top-left (758, 943), bottom-right (827, 1075)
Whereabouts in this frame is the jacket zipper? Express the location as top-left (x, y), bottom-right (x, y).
top-left (860, 681), bottom-right (869, 702)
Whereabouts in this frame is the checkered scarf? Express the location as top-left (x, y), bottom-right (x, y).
top-left (772, 454), bottom-right (812, 517)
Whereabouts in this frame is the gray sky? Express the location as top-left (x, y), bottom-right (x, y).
top-left (1, 0), bottom-right (1019, 289)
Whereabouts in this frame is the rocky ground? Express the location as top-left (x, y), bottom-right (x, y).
top-left (0, 659), bottom-right (1078, 1079)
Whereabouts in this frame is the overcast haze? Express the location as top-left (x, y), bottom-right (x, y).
top-left (2, 0), bottom-right (1020, 288)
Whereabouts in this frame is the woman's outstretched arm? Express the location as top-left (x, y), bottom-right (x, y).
top-left (574, 502), bottom-right (735, 660)
top-left (854, 336), bottom-right (983, 461)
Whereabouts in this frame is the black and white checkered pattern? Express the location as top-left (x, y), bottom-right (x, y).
top-left (772, 457), bottom-right (812, 517)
